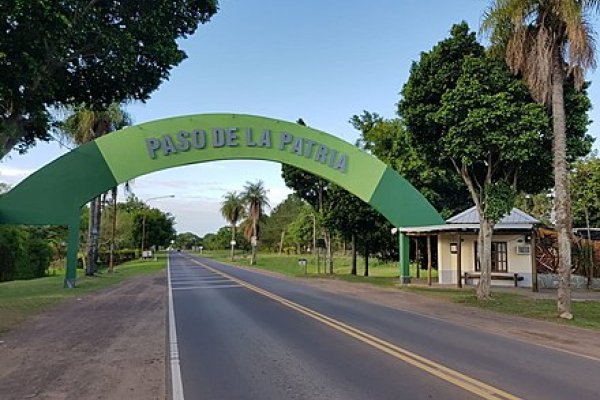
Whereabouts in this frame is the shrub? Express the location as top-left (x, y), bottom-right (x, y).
top-left (0, 226), bottom-right (52, 281)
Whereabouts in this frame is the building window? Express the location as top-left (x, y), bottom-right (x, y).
top-left (474, 241), bottom-right (508, 272)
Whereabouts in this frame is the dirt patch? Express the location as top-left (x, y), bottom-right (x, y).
top-left (0, 272), bottom-right (167, 400)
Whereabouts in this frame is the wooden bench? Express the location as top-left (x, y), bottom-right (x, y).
top-left (463, 272), bottom-right (524, 287)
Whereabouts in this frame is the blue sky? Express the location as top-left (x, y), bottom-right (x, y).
top-left (1, 0), bottom-right (599, 235)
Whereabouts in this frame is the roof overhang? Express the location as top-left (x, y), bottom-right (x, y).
top-left (399, 223), bottom-right (536, 235)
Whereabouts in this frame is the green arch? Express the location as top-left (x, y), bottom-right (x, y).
top-left (0, 114), bottom-right (443, 286)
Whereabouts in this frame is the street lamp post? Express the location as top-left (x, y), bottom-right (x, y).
top-left (140, 195), bottom-right (174, 258)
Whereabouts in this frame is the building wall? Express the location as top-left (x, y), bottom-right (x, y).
top-left (437, 232), bottom-right (533, 287)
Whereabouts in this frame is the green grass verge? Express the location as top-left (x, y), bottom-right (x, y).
top-left (196, 250), bottom-right (435, 286)
top-left (0, 255), bottom-right (166, 334)
top-left (198, 250), bottom-right (599, 330)
top-left (405, 286), bottom-right (600, 330)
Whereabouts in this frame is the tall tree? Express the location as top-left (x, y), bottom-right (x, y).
top-left (0, 0), bottom-right (218, 157)
top-left (220, 191), bottom-right (245, 260)
top-left (571, 157), bottom-right (600, 229)
top-left (58, 103), bottom-right (130, 275)
top-left (399, 23), bottom-right (485, 208)
top-left (434, 54), bottom-right (550, 299)
top-left (482, 0), bottom-right (598, 318)
top-left (282, 119), bottom-right (335, 273)
top-left (175, 232), bottom-right (202, 250)
top-left (400, 21), bottom-right (591, 300)
top-left (260, 195), bottom-right (306, 251)
top-left (323, 186), bottom-right (396, 276)
top-left (132, 208), bottom-right (176, 250)
top-left (241, 180), bottom-right (270, 265)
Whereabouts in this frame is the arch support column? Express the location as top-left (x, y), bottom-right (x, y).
top-left (399, 232), bottom-right (411, 284)
top-left (64, 213), bottom-right (81, 288)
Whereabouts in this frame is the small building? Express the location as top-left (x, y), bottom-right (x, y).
top-left (400, 207), bottom-right (539, 288)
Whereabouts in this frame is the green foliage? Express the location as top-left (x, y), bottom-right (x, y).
top-left (220, 191), bottom-right (245, 229)
top-left (98, 248), bottom-right (138, 265)
top-left (571, 157), bottom-right (600, 227)
top-left (175, 232), bottom-right (202, 250)
top-left (398, 22), bottom-right (592, 201)
top-left (288, 204), bottom-right (318, 250)
top-left (432, 53), bottom-right (549, 222)
top-left (0, 0), bottom-right (218, 156)
top-left (240, 180), bottom-right (270, 240)
top-left (281, 164), bottom-right (330, 212)
top-left (261, 195), bottom-right (306, 250)
top-left (514, 192), bottom-right (553, 225)
top-left (58, 103), bottom-right (131, 145)
top-left (399, 22), bottom-right (485, 156)
top-left (99, 205), bottom-right (135, 250)
top-left (202, 227), bottom-right (249, 251)
top-left (351, 112), bottom-right (469, 218)
top-left (132, 208), bottom-right (176, 250)
top-left (323, 186), bottom-right (396, 261)
top-left (483, 182), bottom-right (516, 223)
top-left (0, 226), bottom-right (52, 282)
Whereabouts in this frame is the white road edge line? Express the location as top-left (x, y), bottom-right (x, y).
top-left (168, 253), bottom-right (185, 400)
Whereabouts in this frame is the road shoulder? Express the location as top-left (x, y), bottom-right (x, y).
top-left (0, 271), bottom-right (167, 400)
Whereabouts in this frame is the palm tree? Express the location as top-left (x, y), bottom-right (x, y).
top-left (482, 0), bottom-right (598, 319)
top-left (59, 103), bottom-right (130, 275)
top-left (241, 180), bottom-right (270, 265)
top-left (220, 191), bottom-right (245, 260)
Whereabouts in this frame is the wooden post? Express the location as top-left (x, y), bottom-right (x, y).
top-left (427, 235), bottom-right (432, 286)
top-left (415, 237), bottom-right (420, 279)
top-left (457, 233), bottom-right (462, 288)
top-left (531, 229), bottom-right (538, 292)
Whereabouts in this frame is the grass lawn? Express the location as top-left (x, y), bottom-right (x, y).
top-left (198, 250), bottom-right (600, 330)
top-left (0, 254), bottom-right (166, 334)
top-left (406, 286), bottom-right (600, 330)
top-left (196, 250), bottom-right (435, 288)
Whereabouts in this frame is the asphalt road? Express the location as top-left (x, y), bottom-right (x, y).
top-left (169, 252), bottom-right (600, 400)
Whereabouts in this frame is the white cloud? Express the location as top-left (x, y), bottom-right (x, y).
top-left (0, 166), bottom-right (34, 184)
top-left (159, 198), bottom-right (226, 236)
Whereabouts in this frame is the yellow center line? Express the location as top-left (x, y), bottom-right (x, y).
top-left (187, 257), bottom-right (522, 400)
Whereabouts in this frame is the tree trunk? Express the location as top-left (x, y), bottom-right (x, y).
top-left (476, 217), bottom-right (493, 300)
top-left (92, 196), bottom-right (103, 273)
top-left (351, 234), bottom-right (357, 275)
top-left (552, 51), bottom-right (573, 319)
top-left (325, 230), bottom-right (333, 274)
top-left (278, 230), bottom-right (285, 256)
top-left (108, 187), bottom-right (117, 273)
top-left (0, 115), bottom-right (24, 160)
top-left (230, 224), bottom-right (236, 261)
top-left (250, 218), bottom-right (257, 266)
top-left (585, 208), bottom-right (593, 289)
top-left (86, 197), bottom-right (100, 276)
top-left (364, 242), bottom-right (369, 277)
